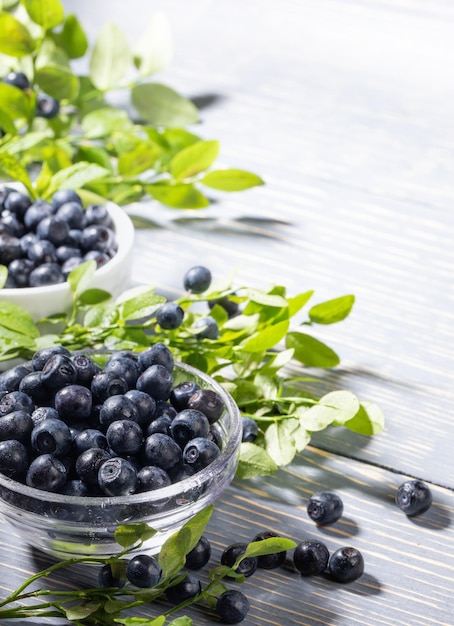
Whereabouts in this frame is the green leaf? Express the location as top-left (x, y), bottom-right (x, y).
top-left (132, 83), bottom-right (199, 127)
top-left (147, 182), bottom-right (209, 209)
top-left (168, 617), bottom-right (193, 626)
top-left (286, 331), bottom-right (340, 368)
top-left (265, 421), bottom-right (297, 466)
top-left (309, 294), bottom-right (355, 324)
top-left (67, 260), bottom-right (96, 294)
top-left (241, 537), bottom-right (297, 560)
top-left (114, 522), bottom-right (157, 548)
top-left (344, 400), bottom-right (385, 435)
top-left (287, 290), bottom-right (314, 317)
top-left (58, 13), bottom-right (88, 58)
top-left (116, 287), bottom-right (165, 321)
top-left (23, 0), bottom-right (64, 30)
top-left (64, 602), bottom-right (100, 621)
top-left (0, 151), bottom-right (35, 197)
top-left (35, 64), bottom-right (79, 100)
top-left (89, 23), bottom-right (131, 90)
top-left (236, 442), bottom-right (278, 479)
top-left (246, 288), bottom-right (288, 308)
top-left (115, 617), bottom-right (166, 626)
top-left (0, 300), bottom-right (39, 338)
top-left (81, 107), bottom-right (131, 139)
top-left (0, 110), bottom-right (16, 135)
top-left (158, 505), bottom-right (214, 578)
top-left (298, 390), bottom-right (360, 431)
top-left (1, 131), bottom-right (48, 155)
top-left (240, 319), bottom-right (289, 352)
top-left (133, 11), bottom-right (173, 75)
top-left (170, 140), bottom-right (220, 180)
top-left (0, 12), bottom-right (35, 57)
top-left (34, 161), bottom-right (53, 196)
top-left (118, 141), bottom-right (159, 176)
top-left (45, 162), bottom-right (109, 196)
top-left (201, 168), bottom-right (264, 191)
top-left (77, 288), bottom-right (111, 305)
top-left (0, 83), bottom-right (34, 120)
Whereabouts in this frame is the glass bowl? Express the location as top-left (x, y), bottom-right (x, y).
top-left (0, 201), bottom-right (134, 322)
top-left (0, 361), bottom-right (241, 559)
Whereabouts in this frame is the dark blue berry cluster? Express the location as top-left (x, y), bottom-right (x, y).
top-left (0, 185), bottom-right (118, 288)
top-left (0, 344), bottom-right (225, 496)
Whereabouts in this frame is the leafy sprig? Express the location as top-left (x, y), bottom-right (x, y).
top-left (0, 0), bottom-right (264, 208)
top-left (0, 504), bottom-right (297, 624)
top-left (0, 262), bottom-right (384, 477)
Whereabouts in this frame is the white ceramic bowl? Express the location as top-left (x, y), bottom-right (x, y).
top-left (0, 202), bottom-right (134, 321)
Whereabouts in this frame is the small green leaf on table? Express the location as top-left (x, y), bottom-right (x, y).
top-left (344, 400), bottom-right (385, 435)
top-left (201, 168), bottom-right (264, 191)
top-left (309, 294), bottom-right (355, 324)
top-left (236, 442), bottom-right (278, 479)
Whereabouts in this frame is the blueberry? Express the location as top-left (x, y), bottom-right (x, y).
top-left (0, 364), bottom-right (32, 392)
top-left (98, 563), bottom-right (125, 588)
top-left (143, 433), bottom-right (182, 470)
top-left (241, 416), bottom-right (259, 443)
top-left (99, 394), bottom-right (140, 429)
top-left (183, 437), bottom-right (220, 471)
top-left (54, 384), bottom-right (93, 421)
top-left (0, 439), bottom-right (29, 478)
top-left (60, 480), bottom-right (90, 497)
top-left (80, 224), bottom-right (114, 253)
top-left (83, 250), bottom-right (110, 268)
top-left (156, 302), bottom-right (184, 330)
top-left (136, 364), bottom-right (174, 401)
top-left (41, 354), bottom-right (78, 390)
top-left (137, 465), bottom-right (171, 492)
top-left (395, 479), bottom-right (432, 516)
top-left (138, 343), bottom-right (174, 374)
top-left (19, 372), bottom-right (52, 404)
top-left (328, 546), bottom-right (364, 583)
top-left (126, 554), bottom-right (162, 588)
top-left (208, 295), bottom-right (239, 318)
top-left (185, 535), bottom-right (211, 570)
top-left (293, 540), bottom-right (330, 576)
top-left (106, 419), bottom-right (144, 455)
top-left (0, 391), bottom-right (34, 416)
top-left (169, 409), bottom-right (210, 448)
top-left (221, 543), bottom-right (257, 578)
top-left (84, 204), bottom-right (113, 227)
top-left (98, 457), bottom-right (138, 496)
top-left (75, 447), bottom-right (111, 485)
top-left (169, 380), bottom-right (201, 411)
top-left (31, 417), bottom-right (72, 457)
top-left (154, 400), bottom-right (177, 420)
top-left (307, 491), bottom-right (344, 525)
top-left (165, 573), bottom-right (201, 605)
top-left (55, 201), bottom-right (86, 229)
top-left (91, 371), bottom-right (128, 404)
top-left (56, 245), bottom-right (82, 263)
top-left (0, 185), bottom-right (15, 209)
top-left (0, 234), bottom-right (22, 265)
top-left (0, 410), bottom-right (34, 443)
top-left (3, 71), bottom-right (30, 90)
top-left (70, 354), bottom-right (101, 386)
top-left (36, 93), bottom-right (60, 118)
top-left (1, 212), bottom-right (25, 237)
top-left (36, 216), bottom-right (70, 246)
top-left (194, 315), bottom-right (219, 340)
top-left (183, 265), bottom-right (212, 294)
top-left (167, 462), bottom-right (196, 483)
top-left (125, 389), bottom-right (156, 426)
top-left (62, 256), bottom-right (82, 276)
top-left (27, 241), bottom-right (57, 264)
top-left (216, 589), bottom-right (250, 624)
top-left (7, 258), bottom-right (35, 287)
top-left (29, 262), bottom-right (65, 287)
top-left (72, 428), bottom-right (108, 455)
top-left (187, 388), bottom-right (225, 424)
top-left (253, 531), bottom-right (287, 569)
top-left (26, 454), bottom-right (68, 492)
top-left (20, 232), bottom-right (38, 255)
top-left (32, 346), bottom-right (71, 371)
top-left (31, 406), bottom-right (59, 427)
top-left (145, 414), bottom-right (172, 437)
top-left (104, 356), bottom-right (140, 390)
top-left (51, 189), bottom-right (82, 211)
top-left (24, 200), bottom-right (52, 231)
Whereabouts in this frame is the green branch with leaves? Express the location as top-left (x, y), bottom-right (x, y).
top-left (0, 0), bottom-right (263, 208)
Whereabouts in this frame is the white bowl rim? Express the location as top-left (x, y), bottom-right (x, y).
top-left (0, 361), bottom-right (242, 508)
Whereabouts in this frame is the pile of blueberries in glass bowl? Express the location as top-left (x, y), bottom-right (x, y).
top-left (0, 185), bottom-right (134, 320)
top-left (0, 344), bottom-right (242, 559)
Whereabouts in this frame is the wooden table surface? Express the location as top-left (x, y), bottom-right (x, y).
top-left (1, 1), bottom-right (454, 624)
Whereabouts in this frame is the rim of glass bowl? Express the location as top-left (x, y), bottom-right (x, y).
top-left (0, 201), bottom-right (134, 297)
top-left (0, 360), bottom-right (242, 509)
